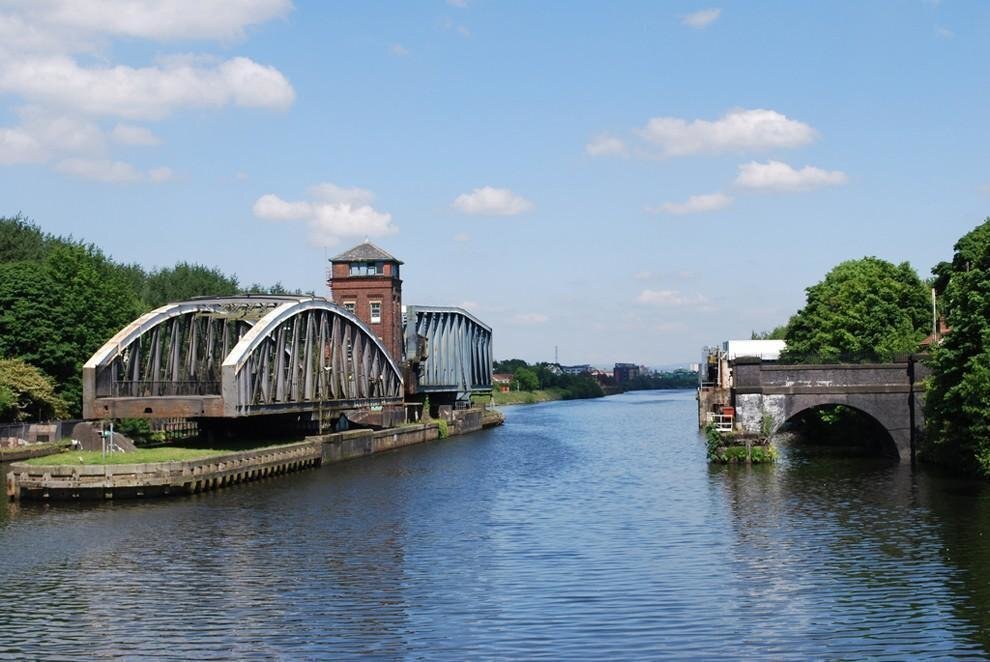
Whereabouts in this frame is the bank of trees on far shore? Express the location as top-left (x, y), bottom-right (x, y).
top-left (493, 359), bottom-right (698, 400)
top-left (0, 215), bottom-right (311, 419)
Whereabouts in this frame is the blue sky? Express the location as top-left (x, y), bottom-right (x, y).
top-left (0, 1), bottom-right (988, 366)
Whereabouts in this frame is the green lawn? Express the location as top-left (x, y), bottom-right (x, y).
top-left (23, 447), bottom-right (236, 466)
top-left (481, 388), bottom-right (568, 406)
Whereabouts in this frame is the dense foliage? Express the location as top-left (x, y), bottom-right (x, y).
top-left (925, 219), bottom-right (990, 476)
top-left (493, 359), bottom-right (605, 400)
top-left (0, 215), bottom-right (304, 419)
top-left (781, 257), bottom-right (930, 363)
top-left (0, 358), bottom-right (69, 421)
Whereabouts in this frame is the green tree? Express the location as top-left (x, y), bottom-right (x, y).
top-left (513, 366), bottom-right (540, 391)
top-left (0, 244), bottom-right (143, 415)
top-left (142, 262), bottom-right (239, 309)
top-left (0, 215), bottom-right (49, 263)
top-left (781, 257), bottom-right (930, 362)
top-left (0, 358), bottom-right (69, 421)
top-left (925, 219), bottom-right (990, 475)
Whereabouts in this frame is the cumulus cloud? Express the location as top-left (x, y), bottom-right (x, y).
top-left (513, 313), bottom-right (549, 325)
top-left (111, 123), bottom-right (160, 146)
top-left (652, 192), bottom-right (732, 215)
top-left (10, 0), bottom-right (293, 44)
top-left (682, 8), bottom-right (721, 29)
top-left (308, 182), bottom-right (376, 206)
top-left (586, 133), bottom-right (627, 157)
top-left (0, 55), bottom-right (294, 119)
top-left (0, 127), bottom-right (46, 164)
top-left (0, 109), bottom-right (107, 164)
top-left (148, 166), bottom-right (174, 182)
top-left (636, 108), bottom-right (817, 157)
top-left (734, 160), bottom-right (848, 191)
top-left (390, 43), bottom-right (409, 56)
top-left (55, 157), bottom-right (171, 183)
top-left (637, 289), bottom-right (709, 307)
top-left (452, 186), bottom-right (534, 216)
top-left (253, 184), bottom-right (398, 246)
top-left (0, 1), bottom-right (294, 181)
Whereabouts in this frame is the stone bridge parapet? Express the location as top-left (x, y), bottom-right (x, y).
top-left (730, 357), bottom-right (928, 461)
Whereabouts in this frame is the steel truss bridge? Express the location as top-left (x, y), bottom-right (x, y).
top-left (83, 296), bottom-right (404, 420)
top-left (404, 305), bottom-right (493, 405)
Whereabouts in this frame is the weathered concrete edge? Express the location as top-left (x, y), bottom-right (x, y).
top-left (6, 409), bottom-right (503, 502)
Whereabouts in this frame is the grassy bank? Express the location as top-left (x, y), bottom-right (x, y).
top-left (23, 446), bottom-right (237, 466)
top-left (481, 387), bottom-right (599, 406)
top-left (21, 437), bottom-right (305, 466)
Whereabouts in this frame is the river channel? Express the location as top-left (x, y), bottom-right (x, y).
top-left (2, 390), bottom-right (990, 658)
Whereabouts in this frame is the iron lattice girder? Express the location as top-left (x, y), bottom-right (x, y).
top-left (84, 296), bottom-right (403, 419)
top-left (405, 305), bottom-right (493, 397)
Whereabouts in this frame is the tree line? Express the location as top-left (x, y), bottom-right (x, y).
top-left (756, 218), bottom-right (990, 477)
top-left (0, 215), bottom-right (311, 420)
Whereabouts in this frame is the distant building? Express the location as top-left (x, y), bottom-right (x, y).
top-left (590, 368), bottom-right (612, 385)
top-left (492, 373), bottom-right (513, 393)
top-left (613, 362), bottom-right (640, 383)
top-left (328, 240), bottom-right (404, 362)
top-left (560, 364), bottom-right (591, 375)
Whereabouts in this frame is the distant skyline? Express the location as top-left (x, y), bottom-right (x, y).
top-left (1, 1), bottom-right (988, 366)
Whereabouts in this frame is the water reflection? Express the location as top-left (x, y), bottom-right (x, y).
top-left (2, 392), bottom-right (989, 658)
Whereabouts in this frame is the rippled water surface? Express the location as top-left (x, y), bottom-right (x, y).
top-left (3, 390), bottom-right (990, 658)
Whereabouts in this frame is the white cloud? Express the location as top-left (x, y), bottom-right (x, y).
top-left (653, 192), bottom-right (732, 215)
top-left (148, 166), bottom-right (173, 182)
top-left (447, 0), bottom-right (468, 7)
top-left (0, 1), bottom-right (294, 182)
top-left (513, 313), bottom-right (548, 325)
top-left (13, 0), bottom-right (293, 43)
top-left (586, 133), bottom-right (627, 157)
top-left (308, 182), bottom-right (376, 206)
top-left (0, 127), bottom-right (46, 164)
top-left (0, 109), bottom-right (110, 165)
top-left (637, 108), bottom-right (817, 157)
top-left (682, 8), bottom-right (721, 29)
top-left (453, 186), bottom-right (534, 216)
top-left (252, 194), bottom-right (313, 221)
top-left (390, 43), bottom-right (409, 56)
top-left (0, 55), bottom-right (294, 119)
top-left (55, 157), bottom-right (142, 183)
top-left (637, 289), bottom-right (709, 307)
top-left (111, 124), bottom-right (160, 146)
top-left (935, 25), bottom-right (954, 39)
top-left (453, 232), bottom-right (471, 242)
top-left (253, 185), bottom-right (398, 246)
top-left (734, 160), bottom-right (848, 191)
top-left (235, 171), bottom-right (249, 181)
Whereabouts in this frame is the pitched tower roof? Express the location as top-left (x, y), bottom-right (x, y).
top-left (330, 240), bottom-right (402, 264)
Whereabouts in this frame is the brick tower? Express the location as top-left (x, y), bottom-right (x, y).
top-left (328, 240), bottom-right (404, 363)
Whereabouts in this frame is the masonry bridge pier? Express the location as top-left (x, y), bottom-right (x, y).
top-left (730, 357), bottom-right (928, 461)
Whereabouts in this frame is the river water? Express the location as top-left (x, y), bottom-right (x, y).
top-left (2, 390), bottom-right (990, 659)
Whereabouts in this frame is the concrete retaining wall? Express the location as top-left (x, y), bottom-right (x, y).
top-left (6, 407), bottom-right (502, 502)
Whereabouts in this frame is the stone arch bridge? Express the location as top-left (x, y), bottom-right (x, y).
top-left (731, 357), bottom-right (928, 461)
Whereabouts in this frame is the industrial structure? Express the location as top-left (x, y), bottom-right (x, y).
top-left (83, 241), bottom-right (493, 430)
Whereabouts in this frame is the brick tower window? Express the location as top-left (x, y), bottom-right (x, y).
top-left (370, 301), bottom-right (382, 324)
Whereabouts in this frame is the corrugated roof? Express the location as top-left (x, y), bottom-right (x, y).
top-left (330, 240), bottom-right (403, 264)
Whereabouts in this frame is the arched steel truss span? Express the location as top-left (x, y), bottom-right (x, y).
top-left (404, 305), bottom-right (493, 402)
top-left (84, 296), bottom-right (403, 419)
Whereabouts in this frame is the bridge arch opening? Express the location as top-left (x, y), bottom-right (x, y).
top-left (777, 404), bottom-right (899, 459)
